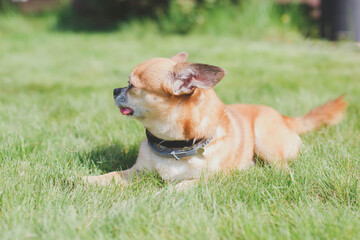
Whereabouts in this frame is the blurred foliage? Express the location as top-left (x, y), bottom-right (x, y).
top-left (0, 0), bottom-right (14, 11)
top-left (0, 0), bottom-right (317, 37)
top-left (159, 0), bottom-right (317, 37)
top-left (57, 0), bottom-right (169, 31)
top-left (272, 3), bottom-right (317, 37)
top-left (57, 0), bottom-right (316, 37)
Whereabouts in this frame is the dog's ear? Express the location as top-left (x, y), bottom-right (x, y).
top-left (170, 52), bottom-right (189, 63)
top-left (172, 63), bottom-right (226, 95)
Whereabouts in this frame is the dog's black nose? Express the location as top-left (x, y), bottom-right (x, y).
top-left (113, 88), bottom-right (121, 97)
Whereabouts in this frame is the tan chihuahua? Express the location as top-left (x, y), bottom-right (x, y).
top-left (83, 52), bottom-right (347, 189)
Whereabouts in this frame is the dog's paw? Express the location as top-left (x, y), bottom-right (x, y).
top-left (82, 175), bottom-right (128, 186)
top-left (81, 175), bottom-right (105, 185)
top-left (175, 180), bottom-right (198, 192)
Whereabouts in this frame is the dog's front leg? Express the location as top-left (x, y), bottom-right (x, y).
top-left (82, 140), bottom-right (155, 185)
top-left (82, 167), bottom-right (142, 186)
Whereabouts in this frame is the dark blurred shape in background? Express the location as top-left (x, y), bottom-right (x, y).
top-left (320, 0), bottom-right (360, 41)
top-left (1, 0), bottom-right (359, 41)
top-left (65, 0), bottom-right (169, 31)
top-left (277, 0), bottom-right (360, 41)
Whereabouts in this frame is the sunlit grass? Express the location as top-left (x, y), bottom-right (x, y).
top-left (0, 15), bottom-right (360, 239)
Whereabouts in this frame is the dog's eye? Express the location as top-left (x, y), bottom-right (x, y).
top-left (128, 82), bottom-right (134, 90)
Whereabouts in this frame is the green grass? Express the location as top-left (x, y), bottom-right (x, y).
top-left (1, 14), bottom-right (360, 239)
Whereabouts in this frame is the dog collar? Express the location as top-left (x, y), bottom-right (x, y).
top-left (146, 130), bottom-right (213, 160)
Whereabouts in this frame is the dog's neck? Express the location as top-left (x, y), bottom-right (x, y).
top-left (138, 89), bottom-right (224, 141)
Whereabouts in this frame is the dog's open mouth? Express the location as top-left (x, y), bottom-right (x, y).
top-left (120, 107), bottom-right (134, 116)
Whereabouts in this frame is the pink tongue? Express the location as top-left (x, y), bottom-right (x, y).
top-left (120, 107), bottom-right (133, 115)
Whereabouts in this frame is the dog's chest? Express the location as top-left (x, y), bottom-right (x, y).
top-left (138, 140), bottom-right (207, 181)
top-left (154, 155), bottom-right (205, 181)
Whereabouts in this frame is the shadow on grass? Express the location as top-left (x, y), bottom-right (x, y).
top-left (79, 142), bottom-right (139, 173)
top-left (254, 155), bottom-right (266, 167)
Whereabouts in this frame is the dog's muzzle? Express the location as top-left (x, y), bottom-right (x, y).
top-left (113, 87), bottom-right (128, 106)
top-left (113, 87), bottom-right (134, 116)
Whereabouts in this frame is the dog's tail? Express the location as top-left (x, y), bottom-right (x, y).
top-left (284, 96), bottom-right (347, 134)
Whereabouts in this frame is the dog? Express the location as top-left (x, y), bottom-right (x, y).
top-left (83, 52), bottom-right (347, 189)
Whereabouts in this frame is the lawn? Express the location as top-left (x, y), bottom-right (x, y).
top-left (1, 15), bottom-right (360, 239)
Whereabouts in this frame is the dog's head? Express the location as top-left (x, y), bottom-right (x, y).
top-left (113, 52), bottom-right (226, 140)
